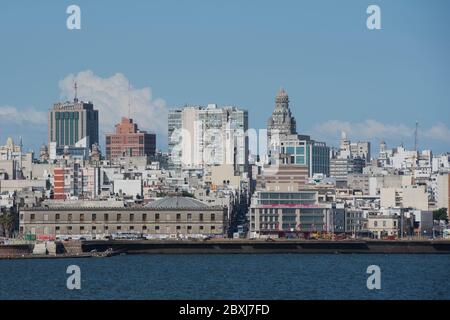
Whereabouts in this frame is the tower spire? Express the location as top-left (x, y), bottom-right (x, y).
top-left (74, 81), bottom-right (78, 102)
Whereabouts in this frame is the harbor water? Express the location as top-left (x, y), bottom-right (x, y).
top-left (0, 254), bottom-right (449, 300)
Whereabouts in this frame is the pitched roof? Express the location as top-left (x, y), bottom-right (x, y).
top-left (144, 197), bottom-right (210, 209)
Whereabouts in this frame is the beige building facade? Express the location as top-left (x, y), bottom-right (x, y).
top-left (20, 197), bottom-right (227, 238)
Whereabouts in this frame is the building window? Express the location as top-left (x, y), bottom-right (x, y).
top-left (176, 226), bottom-right (181, 230)
top-left (68, 214), bottom-right (72, 222)
top-left (199, 213), bottom-right (204, 221)
top-left (187, 226), bottom-right (192, 230)
top-left (374, 221), bottom-right (378, 227)
top-left (80, 214), bottom-right (85, 222)
top-left (130, 214), bottom-right (134, 222)
top-left (117, 226), bottom-right (122, 230)
top-left (155, 226), bottom-right (160, 230)
top-left (199, 226), bottom-right (204, 230)
top-left (142, 226), bottom-right (147, 230)
top-left (92, 226), bottom-right (96, 231)
top-left (92, 214), bottom-right (97, 222)
top-left (80, 226), bottom-right (85, 231)
top-left (117, 214), bottom-right (121, 221)
top-left (55, 214), bottom-right (60, 221)
top-left (105, 226), bottom-right (109, 231)
top-left (211, 226), bottom-right (216, 231)
top-left (187, 213), bottom-right (192, 221)
top-left (382, 221), bottom-right (387, 227)
top-left (211, 214), bottom-right (215, 221)
top-left (142, 214), bottom-right (147, 221)
top-left (155, 213), bottom-right (160, 221)
top-left (130, 226), bottom-right (134, 231)
top-left (55, 226), bottom-right (60, 231)
top-left (176, 214), bottom-right (181, 221)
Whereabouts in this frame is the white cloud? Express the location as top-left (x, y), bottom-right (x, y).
top-left (58, 70), bottom-right (168, 139)
top-left (423, 123), bottom-right (450, 143)
top-left (0, 105), bottom-right (46, 125)
top-left (310, 119), bottom-right (450, 145)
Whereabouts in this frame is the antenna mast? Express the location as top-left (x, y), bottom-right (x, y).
top-left (74, 81), bottom-right (78, 102)
top-left (414, 121), bottom-right (419, 151)
top-left (127, 81), bottom-right (132, 119)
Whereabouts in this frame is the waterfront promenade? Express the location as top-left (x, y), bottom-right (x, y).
top-left (2, 239), bottom-right (450, 259)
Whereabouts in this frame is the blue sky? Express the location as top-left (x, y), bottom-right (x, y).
top-left (0, 0), bottom-right (449, 154)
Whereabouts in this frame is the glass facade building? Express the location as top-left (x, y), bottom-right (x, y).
top-left (278, 137), bottom-right (330, 177)
top-left (48, 99), bottom-right (99, 149)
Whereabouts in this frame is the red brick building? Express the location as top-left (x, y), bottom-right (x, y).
top-left (53, 168), bottom-right (65, 200)
top-left (105, 117), bottom-right (156, 160)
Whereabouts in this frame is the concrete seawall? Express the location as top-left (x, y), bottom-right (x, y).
top-left (81, 239), bottom-right (450, 254)
top-left (0, 244), bottom-right (34, 257)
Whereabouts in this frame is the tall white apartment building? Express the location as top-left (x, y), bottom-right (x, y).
top-left (168, 104), bottom-right (248, 173)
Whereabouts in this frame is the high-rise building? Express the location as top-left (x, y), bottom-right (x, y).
top-left (48, 98), bottom-right (99, 149)
top-left (168, 109), bottom-right (183, 170)
top-left (266, 90), bottom-right (330, 177)
top-left (168, 104), bottom-right (248, 173)
top-left (105, 117), bottom-right (156, 160)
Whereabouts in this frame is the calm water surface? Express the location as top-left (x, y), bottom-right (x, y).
top-left (0, 254), bottom-right (449, 300)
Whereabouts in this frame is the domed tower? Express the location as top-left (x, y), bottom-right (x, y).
top-left (267, 89), bottom-right (297, 140)
top-left (266, 89), bottom-right (298, 164)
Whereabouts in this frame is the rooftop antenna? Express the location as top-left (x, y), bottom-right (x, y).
top-left (128, 81), bottom-right (132, 119)
top-left (74, 81), bottom-right (78, 102)
top-left (414, 121), bottom-right (419, 151)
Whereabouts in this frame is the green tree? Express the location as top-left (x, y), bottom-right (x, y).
top-left (433, 208), bottom-right (448, 222)
top-left (181, 191), bottom-right (195, 198)
top-left (0, 212), bottom-right (15, 238)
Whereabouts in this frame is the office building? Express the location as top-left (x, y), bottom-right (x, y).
top-left (105, 117), bottom-right (156, 160)
top-left (48, 97), bottom-right (99, 149)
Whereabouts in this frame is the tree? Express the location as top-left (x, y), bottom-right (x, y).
top-left (433, 208), bottom-right (448, 222)
top-left (181, 191), bottom-right (195, 198)
top-left (0, 212), bottom-right (15, 238)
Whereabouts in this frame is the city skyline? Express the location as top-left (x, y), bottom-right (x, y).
top-left (1, 1), bottom-right (450, 304)
top-left (1, 0), bottom-right (450, 154)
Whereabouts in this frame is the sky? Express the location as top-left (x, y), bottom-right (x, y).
top-left (0, 0), bottom-right (449, 155)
